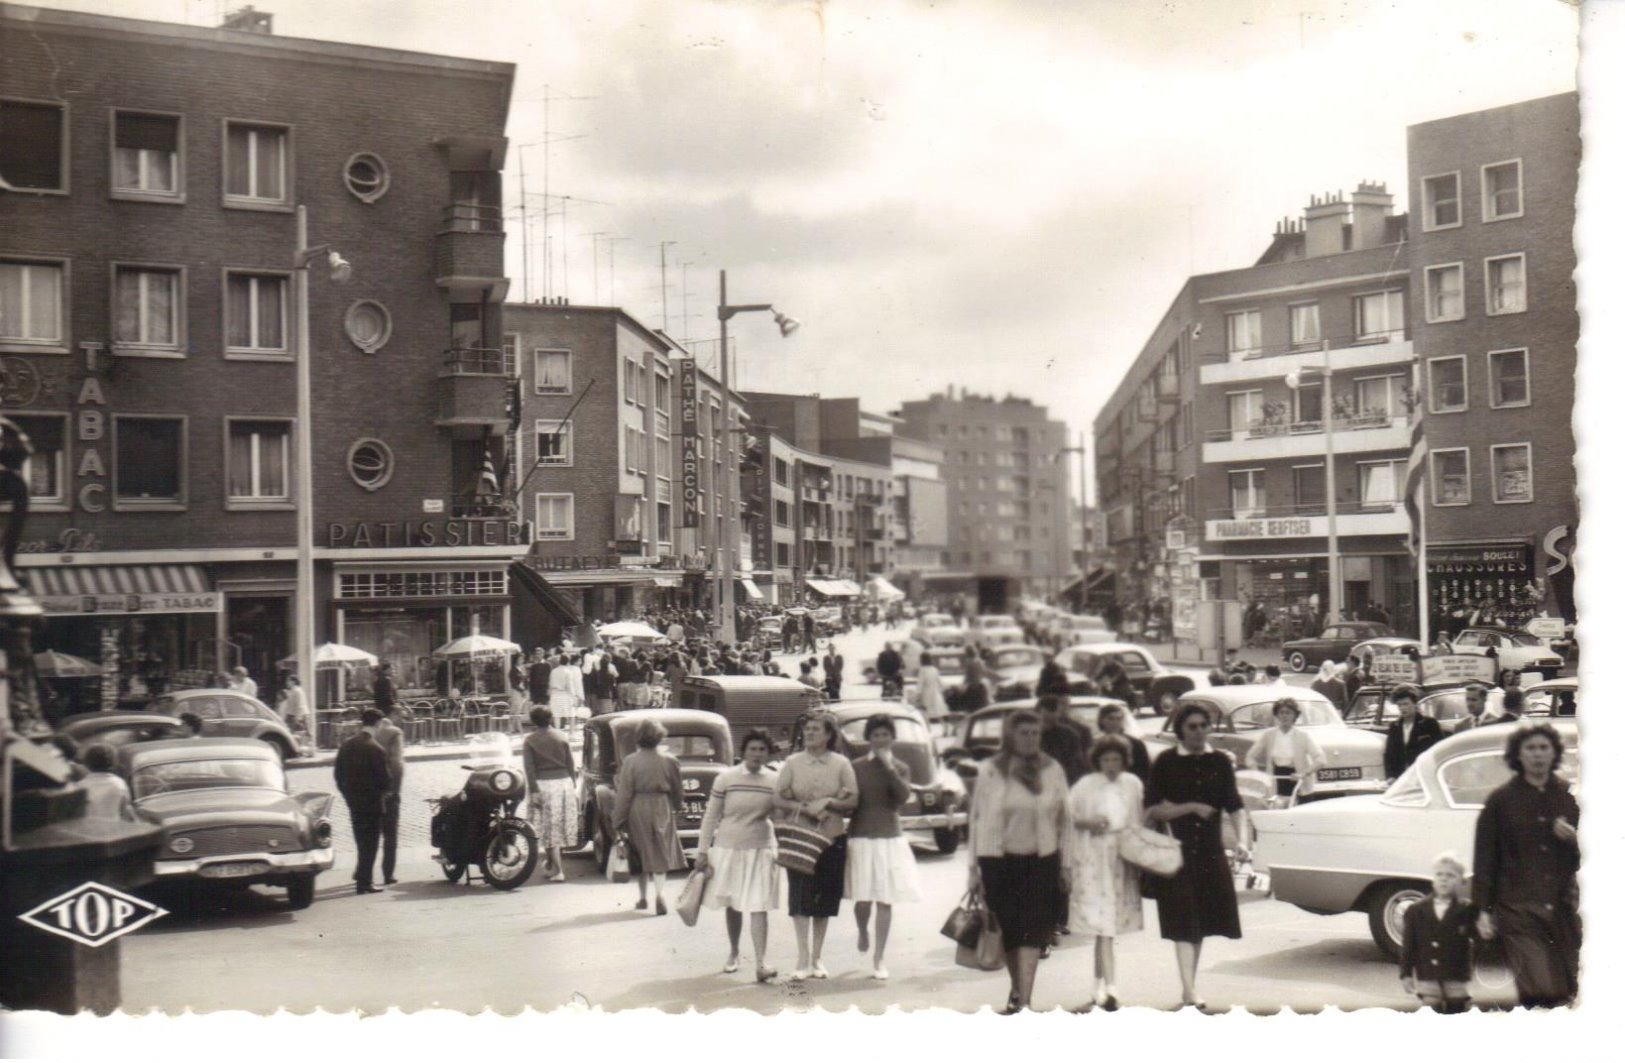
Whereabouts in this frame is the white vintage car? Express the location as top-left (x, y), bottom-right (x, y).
top-left (1251, 719), bottom-right (1579, 959)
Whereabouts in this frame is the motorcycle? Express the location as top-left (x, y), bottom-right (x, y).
top-left (427, 764), bottom-right (538, 890)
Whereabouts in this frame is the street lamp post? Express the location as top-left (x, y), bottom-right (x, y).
top-left (716, 269), bottom-right (799, 644)
top-left (1288, 340), bottom-right (1340, 625)
top-left (292, 206), bottom-right (351, 708)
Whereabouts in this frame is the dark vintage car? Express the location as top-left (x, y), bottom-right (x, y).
top-left (147, 688), bottom-right (313, 762)
top-left (120, 738), bottom-right (334, 909)
top-left (790, 702), bottom-right (967, 853)
top-left (58, 712), bottom-right (191, 748)
top-left (576, 708), bottom-right (733, 871)
top-left (1281, 621), bottom-right (1396, 673)
top-left (674, 675), bottom-right (822, 756)
top-left (1057, 643), bottom-right (1195, 714)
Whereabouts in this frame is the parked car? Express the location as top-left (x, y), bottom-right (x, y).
top-left (986, 644), bottom-right (1098, 702)
top-left (1523, 675), bottom-right (1577, 718)
top-left (58, 712), bottom-right (190, 749)
top-left (673, 675), bottom-right (822, 756)
top-left (1046, 613), bottom-right (1117, 645)
top-left (1344, 683), bottom-right (1508, 735)
top-left (812, 605), bottom-right (847, 635)
top-left (1449, 627), bottom-right (1564, 679)
top-left (1349, 636), bottom-right (1426, 662)
top-left (1057, 642), bottom-right (1196, 714)
top-left (793, 702), bottom-right (967, 853)
top-left (120, 738), bottom-right (334, 909)
top-left (1252, 720), bottom-right (1579, 959)
top-left (908, 619), bottom-right (967, 650)
top-left (1147, 686), bottom-right (1386, 800)
top-left (1281, 621), bottom-right (1396, 673)
top-left (147, 688), bottom-right (313, 762)
top-left (575, 708), bottom-right (733, 871)
top-left (965, 614), bottom-right (1026, 650)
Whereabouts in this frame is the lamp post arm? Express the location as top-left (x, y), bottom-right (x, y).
top-left (718, 303), bottom-right (774, 321)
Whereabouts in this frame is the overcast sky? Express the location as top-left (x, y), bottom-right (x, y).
top-left (55, 0), bottom-right (1579, 442)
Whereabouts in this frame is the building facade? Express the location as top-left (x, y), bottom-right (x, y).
top-left (1406, 92), bottom-right (1579, 635)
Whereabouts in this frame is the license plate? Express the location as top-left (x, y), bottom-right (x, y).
top-left (200, 861), bottom-right (270, 879)
top-left (1317, 767), bottom-right (1363, 781)
top-left (683, 799), bottom-right (708, 817)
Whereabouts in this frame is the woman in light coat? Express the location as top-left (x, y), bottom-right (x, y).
top-left (914, 651), bottom-right (949, 722)
top-left (1065, 735), bottom-right (1144, 1010)
top-left (1243, 697), bottom-right (1326, 801)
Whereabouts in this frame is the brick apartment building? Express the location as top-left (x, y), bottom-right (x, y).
top-left (1406, 92), bottom-right (1579, 634)
top-left (896, 389), bottom-right (1072, 606)
top-left (501, 301), bottom-right (746, 640)
top-left (1, 4), bottom-right (518, 707)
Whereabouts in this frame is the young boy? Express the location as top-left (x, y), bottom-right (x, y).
top-left (1399, 852), bottom-right (1476, 1013)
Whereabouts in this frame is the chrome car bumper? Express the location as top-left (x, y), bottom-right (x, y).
top-left (153, 848), bottom-right (335, 878)
top-left (900, 811), bottom-right (968, 832)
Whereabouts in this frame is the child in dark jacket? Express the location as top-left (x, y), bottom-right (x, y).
top-left (1399, 853), bottom-right (1477, 1013)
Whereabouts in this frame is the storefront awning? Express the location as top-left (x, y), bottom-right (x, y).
top-left (737, 579), bottom-right (765, 601)
top-left (805, 578), bottom-right (859, 598)
top-left (508, 562), bottom-right (583, 626)
top-left (23, 563), bottom-right (219, 615)
top-left (865, 576), bottom-right (905, 601)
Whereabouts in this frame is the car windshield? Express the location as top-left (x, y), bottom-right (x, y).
top-left (1229, 698), bottom-right (1340, 730)
top-left (131, 757), bottom-right (283, 800)
top-left (841, 717), bottom-right (932, 745)
top-left (992, 648), bottom-right (1045, 669)
top-left (659, 734), bottom-right (725, 763)
top-left (1503, 632), bottom-right (1541, 647)
top-left (1439, 748), bottom-right (1580, 808)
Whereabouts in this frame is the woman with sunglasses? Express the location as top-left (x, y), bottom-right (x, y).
top-left (1146, 703), bottom-right (1249, 1010)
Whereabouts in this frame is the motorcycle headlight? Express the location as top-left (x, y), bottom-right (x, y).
top-left (490, 769), bottom-right (519, 796)
top-left (315, 821), bottom-right (333, 848)
top-left (169, 836), bottom-right (194, 854)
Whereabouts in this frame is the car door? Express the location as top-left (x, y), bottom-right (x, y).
top-left (1117, 650), bottom-right (1155, 694)
top-left (218, 696), bottom-right (263, 738)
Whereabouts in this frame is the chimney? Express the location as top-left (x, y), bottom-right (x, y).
top-left (1350, 180), bottom-right (1394, 250)
top-left (221, 5), bottom-right (274, 33)
top-left (1302, 189), bottom-right (1348, 258)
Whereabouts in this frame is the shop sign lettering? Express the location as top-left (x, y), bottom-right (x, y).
top-left (527, 555), bottom-right (622, 572)
top-left (680, 435), bottom-right (701, 528)
top-left (1419, 654), bottom-right (1498, 685)
top-left (14, 528), bottom-right (103, 554)
top-left (1208, 517), bottom-right (1315, 540)
top-left (1370, 654), bottom-right (1420, 682)
top-left (678, 360), bottom-right (699, 437)
top-left (325, 519), bottom-right (530, 549)
top-left (74, 364), bottom-right (108, 513)
top-left (36, 592), bottom-right (222, 615)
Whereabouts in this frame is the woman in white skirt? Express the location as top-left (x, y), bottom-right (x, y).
top-left (845, 713), bottom-right (923, 980)
top-left (694, 729), bottom-right (781, 982)
top-left (1065, 735), bottom-right (1145, 1010)
top-left (521, 707), bottom-right (578, 882)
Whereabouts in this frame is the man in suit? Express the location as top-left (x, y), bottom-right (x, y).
top-left (821, 642), bottom-right (844, 702)
top-left (375, 704), bottom-right (407, 885)
top-left (1384, 685), bottom-right (1443, 781)
top-left (1452, 683), bottom-right (1492, 732)
top-left (335, 708), bottom-right (391, 894)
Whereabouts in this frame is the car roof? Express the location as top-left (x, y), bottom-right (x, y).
top-left (679, 676), bottom-right (818, 692)
top-left (59, 712), bottom-right (179, 731)
top-left (1524, 676), bottom-right (1578, 693)
top-left (119, 738), bottom-right (279, 767)
top-left (824, 702), bottom-right (930, 726)
top-left (1411, 718), bottom-right (1580, 774)
top-left (596, 708), bottom-right (732, 732)
top-left (1180, 685), bottom-right (1334, 709)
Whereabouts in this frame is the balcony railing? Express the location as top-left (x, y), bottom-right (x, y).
top-left (1200, 331), bottom-right (1406, 365)
top-left (451, 498), bottom-right (517, 519)
top-left (443, 346), bottom-right (516, 377)
top-left (1208, 500), bottom-right (1403, 521)
top-left (1205, 411), bottom-right (1397, 444)
top-left (441, 203), bottom-right (504, 233)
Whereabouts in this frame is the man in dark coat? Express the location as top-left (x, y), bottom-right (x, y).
top-left (527, 651), bottom-right (553, 708)
top-left (1037, 695), bottom-right (1091, 784)
top-left (371, 661), bottom-right (398, 715)
top-left (821, 642), bottom-right (844, 702)
top-left (1036, 654), bottom-right (1071, 702)
top-left (335, 708), bottom-right (391, 894)
top-left (875, 642), bottom-right (903, 694)
top-left (1383, 685), bottom-right (1442, 781)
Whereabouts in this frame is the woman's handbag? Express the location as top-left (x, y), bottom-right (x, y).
top-left (954, 905), bottom-right (1004, 971)
top-left (606, 838), bottom-right (632, 884)
top-left (774, 814), bottom-right (834, 875)
top-left (1119, 824), bottom-right (1184, 878)
top-left (940, 890), bottom-right (987, 947)
top-left (676, 868), bottom-right (709, 927)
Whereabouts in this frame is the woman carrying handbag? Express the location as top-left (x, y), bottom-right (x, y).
top-left (1064, 735), bottom-right (1145, 1011)
top-left (773, 712), bottom-right (858, 981)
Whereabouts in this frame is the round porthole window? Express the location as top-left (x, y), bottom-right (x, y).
top-left (343, 153), bottom-right (390, 203)
top-left (347, 438), bottom-right (394, 492)
top-left (344, 300), bottom-right (392, 354)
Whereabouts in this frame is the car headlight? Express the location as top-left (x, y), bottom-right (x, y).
top-left (315, 821), bottom-right (333, 848)
top-left (169, 836), bottom-right (194, 854)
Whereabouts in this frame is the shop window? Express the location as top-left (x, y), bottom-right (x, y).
top-left (114, 415), bottom-right (185, 507)
top-left (0, 98), bottom-right (67, 193)
top-left (534, 348), bottom-right (571, 394)
top-left (227, 419), bottom-right (291, 504)
top-left (1225, 310), bottom-right (1262, 359)
top-left (535, 493), bottom-right (574, 540)
top-left (1428, 356), bottom-right (1468, 413)
top-left (1491, 444), bottom-right (1532, 504)
top-left (1430, 449), bottom-right (1470, 507)
top-left (343, 152), bottom-right (389, 203)
top-left (112, 111), bottom-right (181, 201)
top-left (223, 120), bottom-right (290, 208)
top-left (1487, 348), bottom-right (1530, 408)
top-left (113, 264), bottom-right (183, 354)
top-left (1485, 254), bottom-right (1526, 315)
top-left (347, 437), bottom-right (394, 492)
top-left (534, 420), bottom-right (572, 466)
top-left (1422, 172), bottom-right (1460, 230)
top-left (1481, 160), bottom-right (1523, 222)
top-left (1424, 263), bottom-right (1464, 322)
top-left (225, 272), bottom-right (290, 357)
top-left (1289, 303), bottom-right (1321, 349)
top-left (0, 413), bottom-right (67, 508)
top-left (0, 259), bottom-right (66, 347)
top-left (344, 300), bottom-right (392, 353)
top-left (1354, 290), bottom-right (1404, 342)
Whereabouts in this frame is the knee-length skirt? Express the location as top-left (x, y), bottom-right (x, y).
top-left (979, 852), bottom-right (1062, 950)
top-left (703, 845), bottom-right (781, 913)
top-left (527, 777), bottom-right (579, 848)
top-left (786, 835), bottom-right (848, 918)
top-left (844, 836), bottom-right (922, 904)
top-left (1154, 826), bottom-right (1241, 943)
top-left (624, 792), bottom-right (687, 874)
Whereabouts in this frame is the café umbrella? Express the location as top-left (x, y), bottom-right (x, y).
top-left (33, 650), bottom-right (102, 678)
top-left (280, 642), bottom-right (379, 670)
top-left (432, 632), bottom-right (523, 661)
top-left (595, 621), bottom-right (666, 642)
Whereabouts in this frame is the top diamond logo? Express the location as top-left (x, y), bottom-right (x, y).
top-left (16, 881), bottom-right (167, 948)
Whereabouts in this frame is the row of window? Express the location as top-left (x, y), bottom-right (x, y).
top-left (1425, 349), bottom-right (1531, 413)
top-left (1421, 160), bottom-right (1525, 231)
top-left (1224, 289), bottom-right (1405, 357)
top-left (1421, 256), bottom-right (1528, 322)
top-left (503, 335), bottom-right (573, 395)
top-left (947, 449), bottom-right (1041, 468)
top-left (1222, 442), bottom-right (1535, 515)
top-left (1428, 444), bottom-right (1534, 507)
top-left (929, 423), bottom-right (1046, 445)
top-left (1226, 460), bottom-right (1406, 517)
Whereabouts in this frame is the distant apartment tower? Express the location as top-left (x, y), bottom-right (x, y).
top-left (1406, 92), bottom-right (1579, 634)
top-left (896, 390), bottom-right (1071, 604)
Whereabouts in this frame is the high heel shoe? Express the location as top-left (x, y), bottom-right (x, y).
top-left (655, 897), bottom-right (668, 916)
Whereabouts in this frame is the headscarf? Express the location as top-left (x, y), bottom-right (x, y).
top-left (1316, 660), bottom-right (1339, 683)
top-left (992, 709), bottom-right (1047, 795)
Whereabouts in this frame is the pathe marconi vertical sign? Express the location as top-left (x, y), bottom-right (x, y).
top-left (679, 359), bottom-right (700, 529)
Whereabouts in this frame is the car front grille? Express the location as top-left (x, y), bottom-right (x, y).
top-left (171, 825), bottom-right (302, 859)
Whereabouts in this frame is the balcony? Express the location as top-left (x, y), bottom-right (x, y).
top-left (434, 204), bottom-right (508, 298)
top-left (436, 347), bottom-right (516, 435)
top-left (1203, 413), bottom-right (1411, 464)
top-left (1203, 501), bottom-right (1410, 543)
top-left (1197, 334), bottom-right (1413, 385)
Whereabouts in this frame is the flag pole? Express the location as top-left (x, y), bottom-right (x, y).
top-left (1417, 476), bottom-right (1430, 647)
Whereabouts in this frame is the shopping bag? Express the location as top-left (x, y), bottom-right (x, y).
top-left (940, 890), bottom-right (987, 947)
top-left (774, 817), bottom-right (833, 875)
top-left (955, 908), bottom-right (1003, 971)
top-left (607, 839), bottom-right (631, 884)
top-left (677, 868), bottom-right (710, 927)
top-left (1119, 824), bottom-right (1183, 878)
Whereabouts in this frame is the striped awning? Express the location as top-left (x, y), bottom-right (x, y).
top-left (23, 564), bottom-right (219, 615)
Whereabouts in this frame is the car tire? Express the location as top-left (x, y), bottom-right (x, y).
top-left (286, 874), bottom-right (316, 910)
top-left (1288, 652), bottom-right (1309, 673)
top-left (1366, 880), bottom-right (1428, 960)
top-left (933, 828), bottom-right (961, 855)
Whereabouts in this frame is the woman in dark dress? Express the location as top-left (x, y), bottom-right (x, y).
top-left (1146, 703), bottom-right (1250, 1010)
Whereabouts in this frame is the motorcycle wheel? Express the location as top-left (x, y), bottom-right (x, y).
top-left (481, 819), bottom-right (538, 890)
top-left (441, 858), bottom-right (467, 883)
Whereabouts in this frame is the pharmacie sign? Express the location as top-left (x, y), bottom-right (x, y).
top-left (1206, 515), bottom-right (1322, 540)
